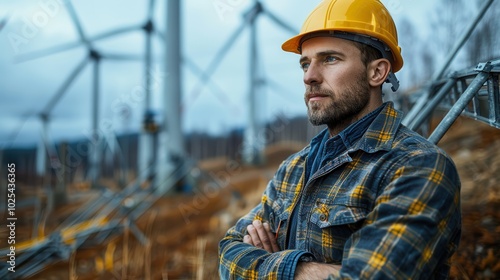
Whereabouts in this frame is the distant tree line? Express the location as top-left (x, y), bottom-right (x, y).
top-left (0, 114), bottom-right (324, 189)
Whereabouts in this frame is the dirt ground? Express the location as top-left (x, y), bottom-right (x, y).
top-left (437, 117), bottom-right (500, 279)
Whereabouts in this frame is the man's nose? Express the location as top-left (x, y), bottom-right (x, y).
top-left (303, 62), bottom-right (322, 86)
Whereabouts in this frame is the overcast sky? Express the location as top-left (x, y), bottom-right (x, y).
top-left (0, 0), bottom-right (437, 148)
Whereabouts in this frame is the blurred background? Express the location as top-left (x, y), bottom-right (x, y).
top-left (0, 0), bottom-right (499, 279)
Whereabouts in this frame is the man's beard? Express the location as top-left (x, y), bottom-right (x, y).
top-left (305, 74), bottom-right (371, 127)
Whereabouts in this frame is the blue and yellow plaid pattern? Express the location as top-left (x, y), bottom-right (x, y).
top-left (219, 102), bottom-right (461, 279)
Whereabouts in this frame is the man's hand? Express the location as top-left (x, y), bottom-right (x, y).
top-left (243, 220), bottom-right (280, 253)
top-left (294, 262), bottom-right (342, 280)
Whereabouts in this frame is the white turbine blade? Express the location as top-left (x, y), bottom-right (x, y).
top-left (42, 57), bottom-right (89, 115)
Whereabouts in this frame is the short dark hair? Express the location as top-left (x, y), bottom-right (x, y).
top-left (352, 41), bottom-right (384, 67)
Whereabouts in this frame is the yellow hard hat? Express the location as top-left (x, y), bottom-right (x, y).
top-left (282, 0), bottom-right (403, 73)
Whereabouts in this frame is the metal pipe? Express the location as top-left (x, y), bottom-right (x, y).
top-left (428, 71), bottom-right (490, 144)
top-left (408, 78), bottom-right (456, 131)
top-left (488, 74), bottom-right (499, 124)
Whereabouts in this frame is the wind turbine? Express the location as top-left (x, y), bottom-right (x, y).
top-left (186, 0), bottom-right (298, 165)
top-left (15, 0), bottom-right (145, 188)
top-left (10, 0), bottom-right (242, 193)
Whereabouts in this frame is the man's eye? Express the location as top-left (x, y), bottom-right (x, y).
top-left (325, 56), bottom-right (337, 63)
top-left (300, 62), bottom-right (310, 71)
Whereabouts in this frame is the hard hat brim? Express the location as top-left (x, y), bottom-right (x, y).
top-left (281, 29), bottom-right (403, 72)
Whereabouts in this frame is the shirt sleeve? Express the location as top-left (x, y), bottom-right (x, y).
top-left (218, 178), bottom-right (314, 280)
top-left (331, 150), bottom-right (461, 279)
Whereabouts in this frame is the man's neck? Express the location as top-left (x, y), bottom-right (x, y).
top-left (327, 93), bottom-right (383, 137)
top-left (327, 116), bottom-right (359, 137)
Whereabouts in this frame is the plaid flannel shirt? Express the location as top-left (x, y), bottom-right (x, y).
top-left (219, 102), bottom-right (461, 279)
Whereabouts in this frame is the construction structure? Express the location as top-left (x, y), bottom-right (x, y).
top-left (0, 0), bottom-right (499, 279)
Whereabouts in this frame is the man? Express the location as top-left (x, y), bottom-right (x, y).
top-left (219, 0), bottom-right (461, 279)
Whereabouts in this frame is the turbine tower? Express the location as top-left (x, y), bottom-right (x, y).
top-left (155, 0), bottom-right (184, 193)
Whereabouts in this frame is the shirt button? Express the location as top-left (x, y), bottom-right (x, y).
top-left (320, 214), bottom-right (327, 221)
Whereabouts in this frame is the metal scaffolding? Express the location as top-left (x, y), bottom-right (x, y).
top-left (413, 59), bottom-right (500, 144)
top-left (402, 0), bottom-right (495, 127)
top-left (0, 158), bottom-right (193, 279)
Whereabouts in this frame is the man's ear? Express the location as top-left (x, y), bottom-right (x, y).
top-left (367, 58), bottom-right (391, 88)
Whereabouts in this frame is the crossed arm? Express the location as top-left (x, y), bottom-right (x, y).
top-left (220, 150), bottom-right (461, 279)
top-left (244, 219), bottom-right (341, 279)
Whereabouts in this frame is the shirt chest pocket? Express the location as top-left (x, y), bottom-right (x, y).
top-left (308, 199), bottom-right (369, 263)
top-left (269, 197), bottom-right (292, 249)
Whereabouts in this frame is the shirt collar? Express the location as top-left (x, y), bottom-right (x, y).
top-left (309, 101), bottom-right (403, 154)
top-left (338, 103), bottom-right (384, 148)
top-left (350, 101), bottom-right (403, 153)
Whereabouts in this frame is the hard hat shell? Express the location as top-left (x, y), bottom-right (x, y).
top-left (282, 0), bottom-right (403, 72)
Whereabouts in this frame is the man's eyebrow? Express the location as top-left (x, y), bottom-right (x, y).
top-left (299, 50), bottom-right (345, 64)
